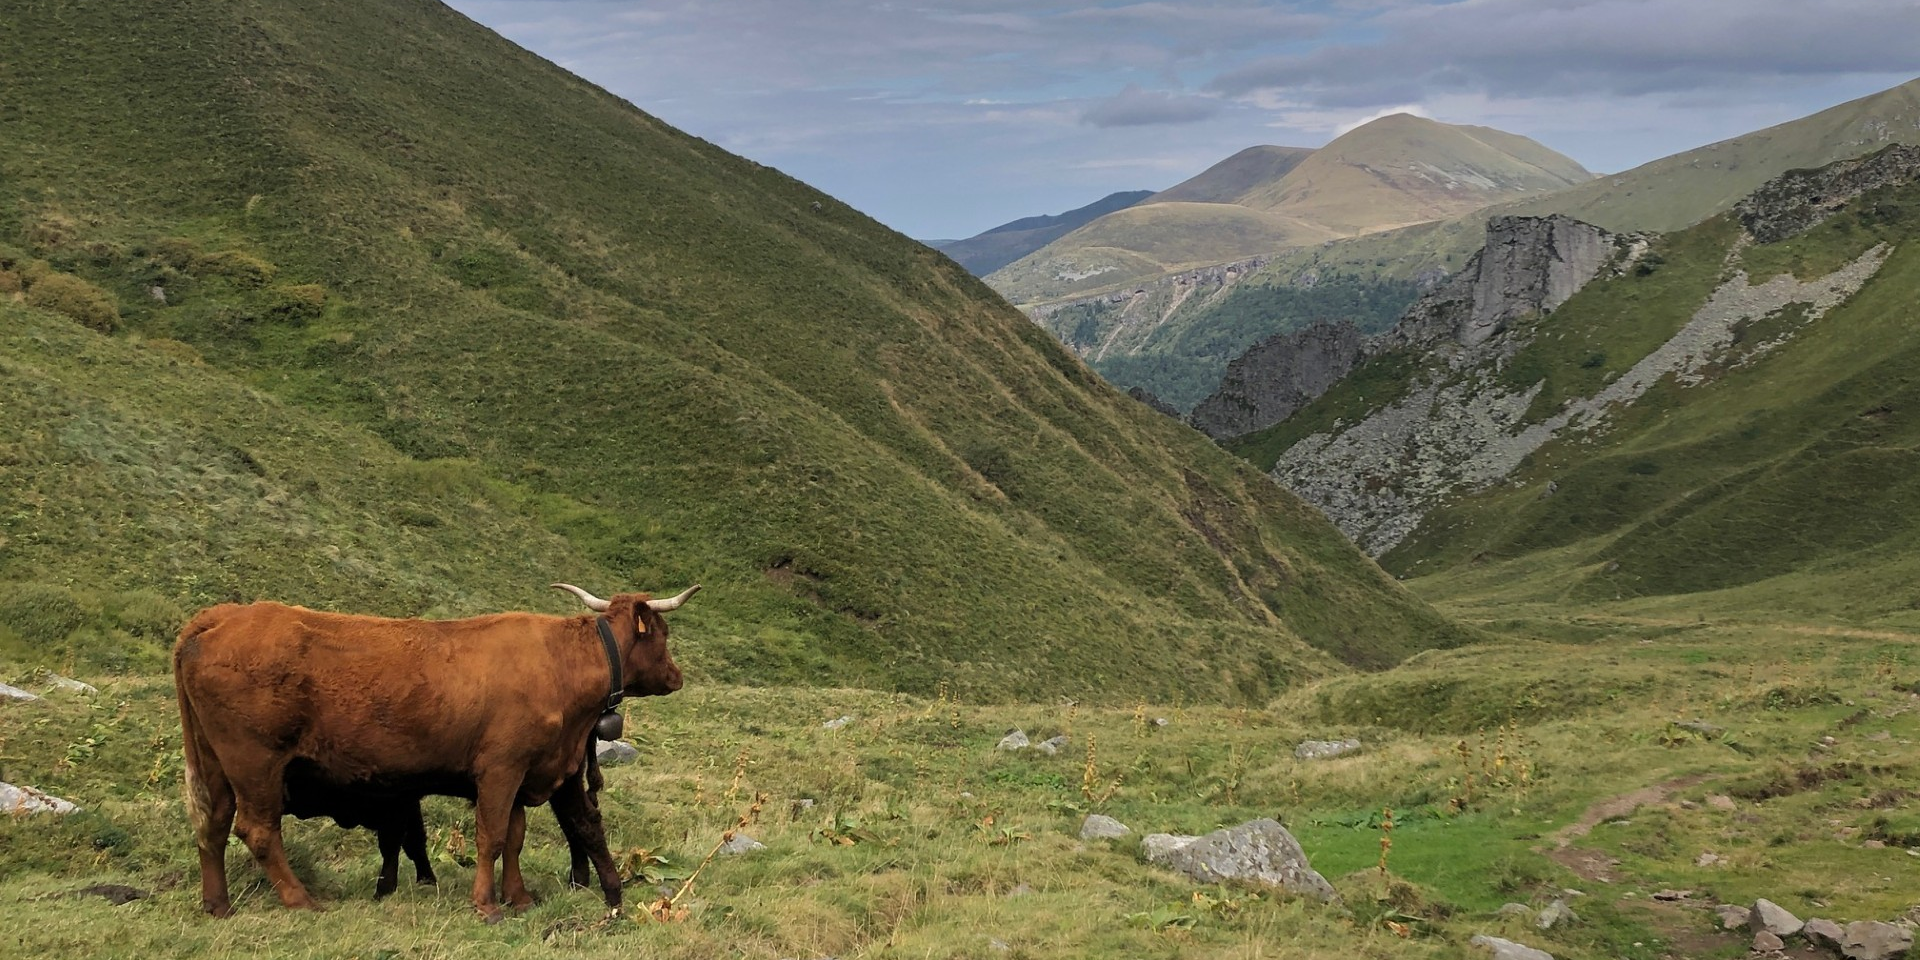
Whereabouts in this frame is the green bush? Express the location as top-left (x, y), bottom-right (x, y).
top-left (0, 582), bottom-right (99, 646)
top-left (23, 271), bottom-right (120, 332)
top-left (106, 590), bottom-right (187, 643)
top-left (195, 249), bottom-right (277, 287)
top-left (262, 283), bottom-right (327, 323)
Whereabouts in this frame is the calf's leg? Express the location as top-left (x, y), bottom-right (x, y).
top-left (550, 772), bottom-right (621, 910)
top-left (402, 800), bottom-right (437, 887)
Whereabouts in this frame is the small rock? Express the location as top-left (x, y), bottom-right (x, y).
top-left (987, 938), bottom-right (1009, 953)
top-left (44, 675), bottom-right (97, 696)
top-left (1293, 738), bottom-right (1362, 761)
top-left (0, 782), bottom-right (80, 814)
top-left (1674, 719), bottom-right (1724, 736)
top-left (1821, 735), bottom-right (1838, 745)
top-left (0, 682), bottom-right (39, 703)
top-left (1496, 902), bottom-right (1532, 918)
top-left (1652, 889), bottom-right (1693, 901)
top-left (996, 730), bottom-right (1030, 751)
top-left (1141, 833), bottom-right (1199, 864)
top-left (1536, 898), bottom-right (1576, 929)
top-left (1753, 930), bottom-right (1785, 952)
top-left (1697, 851), bottom-right (1725, 867)
top-left (1803, 918), bottom-right (1845, 952)
top-left (717, 833), bottom-right (766, 856)
top-left (1035, 734), bottom-right (1069, 755)
top-left (821, 715), bottom-right (854, 730)
top-left (1751, 898), bottom-right (1804, 938)
top-left (1679, 800), bottom-right (1700, 809)
top-left (1715, 905), bottom-right (1752, 930)
top-left (1469, 933), bottom-right (1555, 960)
top-left (1867, 840), bottom-right (1888, 850)
top-left (1707, 795), bottom-right (1737, 811)
top-left (959, 791), bottom-right (974, 799)
top-left (1560, 888), bottom-right (1586, 898)
top-left (1079, 814), bottom-right (1131, 841)
top-left (595, 739), bottom-right (640, 765)
top-left (1842, 920), bottom-right (1913, 960)
top-left (148, 285), bottom-right (167, 303)
top-left (789, 798), bottom-right (816, 819)
top-left (1151, 717), bottom-right (1169, 727)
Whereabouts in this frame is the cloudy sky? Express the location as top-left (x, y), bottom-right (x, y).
top-left (444, 0), bottom-right (1920, 241)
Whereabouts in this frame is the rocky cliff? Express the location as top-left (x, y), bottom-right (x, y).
top-left (1189, 321), bottom-right (1366, 440)
top-left (1736, 143), bottom-right (1920, 242)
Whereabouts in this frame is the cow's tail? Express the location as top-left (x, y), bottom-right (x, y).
top-left (173, 613), bottom-right (223, 838)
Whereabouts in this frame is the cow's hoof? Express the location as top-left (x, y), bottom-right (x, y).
top-left (374, 884), bottom-right (396, 900)
top-left (202, 900), bottom-right (233, 919)
top-left (416, 874), bottom-right (438, 887)
top-left (507, 893), bottom-right (536, 912)
top-left (477, 905), bottom-right (504, 925)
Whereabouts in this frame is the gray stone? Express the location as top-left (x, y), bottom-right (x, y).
top-left (148, 285), bottom-right (167, 303)
top-left (1190, 321), bottom-right (1367, 441)
top-left (1751, 899), bottom-right (1804, 938)
top-left (821, 715), bottom-right (854, 730)
top-left (1673, 719), bottom-right (1723, 736)
top-left (987, 938), bottom-right (1010, 954)
top-left (1753, 930), bottom-right (1785, 953)
top-left (1652, 889), bottom-right (1693, 901)
top-left (595, 739), bottom-right (640, 765)
top-left (996, 730), bottom-right (1030, 751)
top-left (1535, 898), bottom-right (1576, 930)
top-left (1496, 902), bottom-right (1532, 918)
top-left (1842, 920), bottom-right (1913, 960)
top-left (44, 675), bottom-right (96, 696)
top-left (1804, 918), bottom-right (1846, 952)
top-left (1035, 735), bottom-right (1069, 756)
top-left (1696, 851), bottom-right (1725, 867)
top-left (1155, 819), bottom-right (1337, 903)
top-left (1293, 738), bottom-right (1362, 761)
top-left (1469, 934), bottom-right (1555, 960)
top-left (1707, 795), bottom-right (1736, 811)
top-left (1151, 717), bottom-right (1169, 727)
top-left (1714, 905), bottom-right (1752, 930)
top-left (0, 782), bottom-right (80, 814)
top-left (717, 833), bottom-right (766, 856)
top-left (1079, 814), bottom-right (1131, 841)
top-left (1738, 144), bottom-right (1920, 242)
top-left (1140, 833), bottom-right (1200, 864)
top-left (0, 682), bottom-right (39, 702)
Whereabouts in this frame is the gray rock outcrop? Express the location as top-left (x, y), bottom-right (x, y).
top-left (1737, 143), bottom-right (1920, 243)
top-left (45, 675), bottom-right (96, 696)
top-left (1805, 918), bottom-right (1846, 952)
top-left (1079, 814), bottom-right (1131, 840)
top-left (717, 833), bottom-right (766, 856)
top-left (1141, 833), bottom-right (1198, 862)
top-left (1469, 934), bottom-right (1555, 960)
top-left (996, 730), bottom-right (1030, 751)
top-left (0, 682), bottom-right (39, 702)
top-left (1147, 818), bottom-right (1337, 903)
top-left (1534, 898), bottom-right (1576, 930)
top-left (1842, 920), bottom-right (1913, 960)
top-left (1751, 899), bottom-right (1804, 938)
top-left (1, 782), bottom-right (80, 814)
top-left (1189, 321), bottom-right (1366, 440)
top-left (595, 739), bottom-right (639, 765)
top-left (1035, 735), bottom-right (1069, 756)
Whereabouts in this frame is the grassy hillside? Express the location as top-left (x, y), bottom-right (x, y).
top-left (7, 613), bottom-right (1920, 958)
top-left (1150, 145), bottom-right (1317, 205)
top-left (0, 0), bottom-right (1472, 701)
top-left (935, 190), bottom-right (1154, 277)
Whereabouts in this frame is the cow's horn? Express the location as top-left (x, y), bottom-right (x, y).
top-left (647, 585), bottom-right (701, 612)
top-left (550, 582), bottom-right (611, 612)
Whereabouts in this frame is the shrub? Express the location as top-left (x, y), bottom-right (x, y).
top-left (0, 582), bottom-right (99, 646)
top-left (24, 271), bottom-right (120, 332)
top-left (195, 249), bottom-right (277, 287)
top-left (151, 236), bottom-right (201, 270)
top-left (106, 590), bottom-right (186, 642)
top-left (263, 283), bottom-right (327, 323)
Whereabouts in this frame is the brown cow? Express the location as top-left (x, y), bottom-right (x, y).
top-left (174, 583), bottom-right (691, 921)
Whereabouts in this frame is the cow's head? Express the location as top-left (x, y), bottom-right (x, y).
top-left (551, 583), bottom-right (695, 697)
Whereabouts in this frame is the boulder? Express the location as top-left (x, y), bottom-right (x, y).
top-left (0, 682), bottom-right (39, 703)
top-left (44, 675), bottom-right (97, 696)
top-left (1293, 739), bottom-right (1362, 761)
top-left (1842, 920), bottom-right (1913, 960)
top-left (1036, 735), bottom-right (1069, 756)
top-left (1535, 898), bottom-right (1576, 930)
top-left (1753, 930), bottom-right (1785, 953)
top-left (1804, 918), bottom-right (1846, 953)
top-left (1713, 904), bottom-right (1752, 930)
top-left (1751, 899), bottom-right (1804, 938)
top-left (996, 730), bottom-right (1029, 751)
top-left (0, 782), bottom-right (80, 814)
top-left (1140, 833), bottom-right (1199, 864)
top-left (1153, 819), bottom-right (1337, 903)
top-left (1469, 934), bottom-right (1555, 960)
top-left (1079, 814), bottom-right (1130, 841)
top-left (1495, 903), bottom-right (1532, 918)
top-left (821, 715), bottom-right (854, 730)
top-left (595, 739), bottom-right (640, 765)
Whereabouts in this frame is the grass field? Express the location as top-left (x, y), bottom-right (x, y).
top-left (6, 609), bottom-right (1918, 959)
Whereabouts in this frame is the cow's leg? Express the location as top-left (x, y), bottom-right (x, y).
top-left (501, 804), bottom-right (535, 912)
top-left (375, 826), bottom-right (402, 899)
top-left (468, 772), bottom-right (521, 923)
top-left (402, 800), bottom-right (437, 887)
top-left (187, 750), bottom-right (238, 917)
top-left (551, 775), bottom-right (621, 911)
top-left (232, 787), bottom-right (319, 912)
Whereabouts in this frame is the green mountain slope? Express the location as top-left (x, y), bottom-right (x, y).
top-left (1150, 145), bottom-right (1317, 205)
top-left (1244, 149), bottom-right (1920, 623)
top-left (0, 0), bottom-right (1469, 700)
top-left (936, 190), bottom-right (1154, 276)
top-left (991, 115), bottom-right (1590, 307)
top-left (1075, 79), bottom-right (1920, 410)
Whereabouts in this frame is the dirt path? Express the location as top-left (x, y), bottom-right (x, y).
top-left (1543, 774), bottom-right (1715, 883)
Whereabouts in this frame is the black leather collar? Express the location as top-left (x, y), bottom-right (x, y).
top-left (594, 615), bottom-right (625, 712)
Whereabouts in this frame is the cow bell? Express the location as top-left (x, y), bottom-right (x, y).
top-left (595, 710), bottom-right (624, 741)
